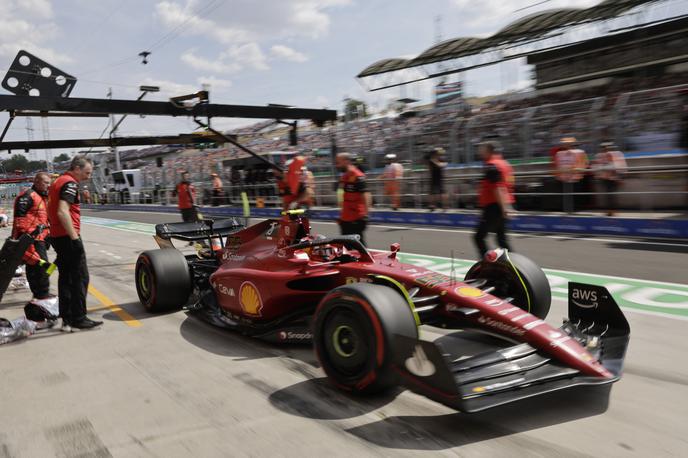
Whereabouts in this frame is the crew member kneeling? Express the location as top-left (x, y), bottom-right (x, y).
top-left (12, 172), bottom-right (55, 299)
top-left (48, 156), bottom-right (103, 331)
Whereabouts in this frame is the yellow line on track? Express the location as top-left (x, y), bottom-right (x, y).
top-left (88, 284), bottom-right (142, 328)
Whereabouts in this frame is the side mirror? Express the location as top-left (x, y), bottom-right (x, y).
top-left (388, 243), bottom-right (400, 259)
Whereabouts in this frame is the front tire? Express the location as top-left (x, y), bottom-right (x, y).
top-left (135, 249), bottom-right (192, 313)
top-left (313, 283), bottom-right (418, 394)
top-left (465, 250), bottom-right (551, 319)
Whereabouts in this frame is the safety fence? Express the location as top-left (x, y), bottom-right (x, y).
top-left (91, 162), bottom-right (688, 215)
top-left (81, 203), bottom-right (688, 240)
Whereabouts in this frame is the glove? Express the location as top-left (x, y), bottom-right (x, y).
top-left (38, 259), bottom-right (57, 276)
top-left (70, 238), bottom-right (85, 257)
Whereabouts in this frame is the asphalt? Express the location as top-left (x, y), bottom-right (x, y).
top-left (0, 208), bottom-right (686, 457)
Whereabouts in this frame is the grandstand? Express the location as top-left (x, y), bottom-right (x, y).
top-left (89, 0), bottom-right (687, 211)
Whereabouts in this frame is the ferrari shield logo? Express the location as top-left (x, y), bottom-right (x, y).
top-left (239, 281), bottom-right (263, 316)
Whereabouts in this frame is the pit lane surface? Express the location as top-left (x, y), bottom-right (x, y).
top-left (0, 208), bottom-right (686, 457)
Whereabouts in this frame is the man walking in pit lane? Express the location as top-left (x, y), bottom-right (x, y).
top-left (48, 156), bottom-right (103, 331)
top-left (336, 153), bottom-right (371, 246)
top-left (12, 172), bottom-right (55, 300)
top-left (175, 171), bottom-right (200, 222)
top-left (381, 153), bottom-right (403, 210)
top-left (473, 141), bottom-right (515, 258)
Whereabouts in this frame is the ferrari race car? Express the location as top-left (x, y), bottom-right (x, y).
top-left (135, 210), bottom-right (630, 412)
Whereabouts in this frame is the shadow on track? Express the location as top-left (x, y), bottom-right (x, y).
top-left (343, 385), bottom-right (611, 451)
top-left (177, 316), bottom-right (403, 419)
top-left (100, 302), bottom-right (177, 322)
top-left (268, 378), bottom-right (403, 420)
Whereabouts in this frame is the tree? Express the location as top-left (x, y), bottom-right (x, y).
top-left (2, 154), bottom-right (29, 172)
top-left (1, 155), bottom-right (48, 174)
top-left (344, 98), bottom-right (368, 121)
top-left (27, 160), bottom-right (48, 172)
top-left (53, 153), bottom-right (71, 163)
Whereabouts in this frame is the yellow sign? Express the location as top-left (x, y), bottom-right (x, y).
top-left (239, 281), bottom-right (263, 316)
top-left (455, 286), bottom-right (485, 298)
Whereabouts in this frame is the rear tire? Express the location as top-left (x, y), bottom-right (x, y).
top-left (465, 251), bottom-right (551, 319)
top-left (313, 283), bottom-right (418, 394)
top-left (135, 249), bottom-right (192, 313)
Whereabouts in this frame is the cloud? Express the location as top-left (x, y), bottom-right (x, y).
top-left (222, 42), bottom-right (268, 71)
top-left (140, 77), bottom-right (199, 97)
top-left (314, 95), bottom-right (329, 108)
top-left (154, 0), bottom-right (351, 44)
top-left (0, 0), bottom-right (71, 64)
top-left (270, 45), bottom-right (308, 63)
top-left (196, 76), bottom-right (232, 90)
top-left (180, 43), bottom-right (269, 74)
top-left (155, 1), bottom-right (249, 44)
top-left (181, 50), bottom-right (240, 74)
top-left (14, 0), bottom-right (53, 19)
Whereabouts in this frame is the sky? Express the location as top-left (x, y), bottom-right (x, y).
top-left (0, 0), bottom-right (662, 156)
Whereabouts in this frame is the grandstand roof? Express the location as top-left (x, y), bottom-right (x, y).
top-left (357, 58), bottom-right (411, 77)
top-left (358, 0), bottom-right (661, 77)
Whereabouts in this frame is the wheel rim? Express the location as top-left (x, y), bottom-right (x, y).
top-left (139, 270), bottom-right (150, 295)
top-left (332, 325), bottom-right (357, 358)
top-left (322, 307), bottom-right (370, 376)
top-left (136, 261), bottom-right (153, 303)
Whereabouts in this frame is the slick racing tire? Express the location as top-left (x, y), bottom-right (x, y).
top-left (136, 249), bottom-right (192, 313)
top-left (313, 283), bottom-right (418, 395)
top-left (465, 251), bottom-right (551, 319)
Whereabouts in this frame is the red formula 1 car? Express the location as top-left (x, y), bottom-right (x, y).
top-left (135, 210), bottom-right (630, 412)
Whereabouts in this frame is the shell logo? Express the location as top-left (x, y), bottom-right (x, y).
top-left (455, 286), bottom-right (485, 298)
top-left (239, 281), bottom-right (263, 316)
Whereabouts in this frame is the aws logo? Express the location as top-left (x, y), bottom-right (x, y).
top-left (239, 281), bottom-right (263, 316)
top-left (571, 288), bottom-right (598, 309)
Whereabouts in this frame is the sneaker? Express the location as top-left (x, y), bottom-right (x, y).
top-left (71, 317), bottom-right (103, 330)
top-left (61, 322), bottom-right (72, 333)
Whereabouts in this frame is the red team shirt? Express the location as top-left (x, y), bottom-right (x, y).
top-left (478, 155), bottom-right (515, 207)
top-left (47, 172), bottom-right (81, 238)
top-left (339, 167), bottom-right (367, 222)
top-left (176, 182), bottom-right (196, 209)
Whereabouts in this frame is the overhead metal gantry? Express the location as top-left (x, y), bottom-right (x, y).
top-left (0, 94), bottom-right (337, 123)
top-left (0, 92), bottom-right (338, 172)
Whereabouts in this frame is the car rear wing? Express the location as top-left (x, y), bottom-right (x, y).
top-left (154, 218), bottom-right (244, 242)
top-left (392, 282), bottom-right (630, 413)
